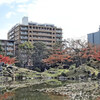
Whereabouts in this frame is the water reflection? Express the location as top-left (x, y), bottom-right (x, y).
top-left (8, 81), bottom-right (69, 100)
top-left (48, 94), bottom-right (69, 100)
top-left (11, 85), bottom-right (68, 100)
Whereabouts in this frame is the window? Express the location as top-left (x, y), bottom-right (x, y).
top-left (29, 26), bottom-right (32, 29)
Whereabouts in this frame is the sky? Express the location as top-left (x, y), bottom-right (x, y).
top-left (1, 0), bottom-right (100, 40)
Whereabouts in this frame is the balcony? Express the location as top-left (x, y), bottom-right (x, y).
top-left (32, 33), bottom-right (53, 36)
top-left (9, 31), bottom-right (14, 36)
top-left (21, 27), bottom-right (28, 30)
top-left (56, 38), bottom-right (62, 41)
top-left (7, 43), bottom-right (14, 46)
top-left (56, 35), bottom-right (62, 37)
top-left (41, 42), bottom-right (52, 45)
top-left (20, 32), bottom-right (28, 35)
top-left (32, 28), bottom-right (55, 32)
top-left (56, 30), bottom-right (62, 33)
top-left (20, 36), bottom-right (28, 39)
top-left (21, 40), bottom-right (28, 43)
top-left (7, 47), bottom-right (14, 50)
top-left (33, 37), bottom-right (54, 41)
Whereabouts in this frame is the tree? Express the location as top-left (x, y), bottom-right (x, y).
top-left (82, 44), bottom-right (100, 61)
top-left (43, 49), bottom-right (72, 67)
top-left (0, 43), bottom-right (3, 54)
top-left (91, 45), bottom-right (100, 61)
top-left (18, 42), bottom-right (34, 67)
top-left (0, 54), bottom-right (17, 81)
top-left (32, 42), bottom-right (48, 71)
top-left (43, 40), bottom-right (72, 68)
top-left (65, 39), bottom-right (89, 67)
top-left (0, 54), bottom-right (16, 64)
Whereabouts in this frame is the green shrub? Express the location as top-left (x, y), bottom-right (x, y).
top-left (61, 72), bottom-right (67, 76)
top-left (69, 65), bottom-right (76, 70)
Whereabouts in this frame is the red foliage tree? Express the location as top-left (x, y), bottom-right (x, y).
top-left (0, 54), bottom-right (16, 64)
top-left (83, 45), bottom-right (100, 61)
top-left (81, 44), bottom-right (100, 62)
top-left (43, 48), bottom-right (72, 66)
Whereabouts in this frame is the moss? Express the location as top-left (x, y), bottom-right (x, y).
top-left (65, 65), bottom-right (99, 78)
top-left (42, 68), bottom-right (69, 78)
top-left (69, 64), bottom-right (76, 70)
top-left (45, 79), bottom-right (62, 85)
top-left (86, 66), bottom-right (99, 76)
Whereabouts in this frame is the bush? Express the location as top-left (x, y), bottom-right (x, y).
top-left (34, 67), bottom-right (41, 72)
top-left (69, 65), bottom-right (76, 70)
top-left (61, 72), bottom-right (67, 76)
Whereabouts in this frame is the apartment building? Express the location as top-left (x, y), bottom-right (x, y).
top-left (8, 17), bottom-right (62, 48)
top-left (0, 39), bottom-right (15, 56)
top-left (88, 27), bottom-right (100, 45)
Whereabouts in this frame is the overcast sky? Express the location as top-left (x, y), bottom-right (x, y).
top-left (0, 0), bottom-right (100, 40)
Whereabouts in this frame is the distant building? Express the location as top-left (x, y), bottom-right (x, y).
top-left (7, 17), bottom-right (63, 66)
top-left (8, 17), bottom-right (63, 49)
top-left (88, 27), bottom-right (100, 45)
top-left (0, 39), bottom-right (15, 56)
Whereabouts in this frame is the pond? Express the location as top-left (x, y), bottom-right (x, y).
top-left (0, 80), bottom-right (68, 100)
top-left (0, 79), bottom-right (100, 100)
top-left (10, 83), bottom-right (68, 100)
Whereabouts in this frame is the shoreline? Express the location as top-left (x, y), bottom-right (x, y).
top-left (36, 81), bottom-right (100, 100)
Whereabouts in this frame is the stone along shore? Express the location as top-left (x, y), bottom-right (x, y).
top-left (36, 81), bottom-right (100, 100)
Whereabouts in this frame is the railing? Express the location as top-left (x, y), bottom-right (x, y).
top-left (21, 40), bottom-right (28, 43)
top-left (56, 30), bottom-right (62, 33)
top-left (20, 37), bottom-right (28, 39)
top-left (20, 32), bottom-right (28, 35)
top-left (7, 43), bottom-right (14, 46)
top-left (21, 27), bottom-right (28, 30)
top-left (56, 35), bottom-right (62, 37)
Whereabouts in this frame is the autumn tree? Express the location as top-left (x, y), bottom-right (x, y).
top-left (0, 54), bottom-right (16, 64)
top-left (0, 54), bottom-right (16, 81)
top-left (91, 45), bottom-right (100, 61)
top-left (62, 39), bottom-right (90, 67)
top-left (43, 41), bottom-right (72, 68)
top-left (43, 49), bottom-right (72, 67)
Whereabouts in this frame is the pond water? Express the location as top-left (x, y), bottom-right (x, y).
top-left (8, 82), bottom-right (69, 100)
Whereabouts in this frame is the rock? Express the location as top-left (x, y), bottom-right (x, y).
top-left (97, 73), bottom-right (100, 79)
top-left (58, 76), bottom-right (67, 81)
top-left (38, 82), bottom-right (100, 100)
top-left (48, 71), bottom-right (56, 74)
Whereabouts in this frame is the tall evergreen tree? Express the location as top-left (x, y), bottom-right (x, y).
top-left (32, 42), bottom-right (48, 71)
top-left (18, 42), bottom-right (34, 67)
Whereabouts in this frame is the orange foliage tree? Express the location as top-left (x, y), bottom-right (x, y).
top-left (64, 39), bottom-right (90, 66)
top-left (91, 45), bottom-right (100, 61)
top-left (43, 48), bottom-right (72, 67)
top-left (43, 39), bottom-right (100, 68)
top-left (82, 44), bottom-right (100, 61)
